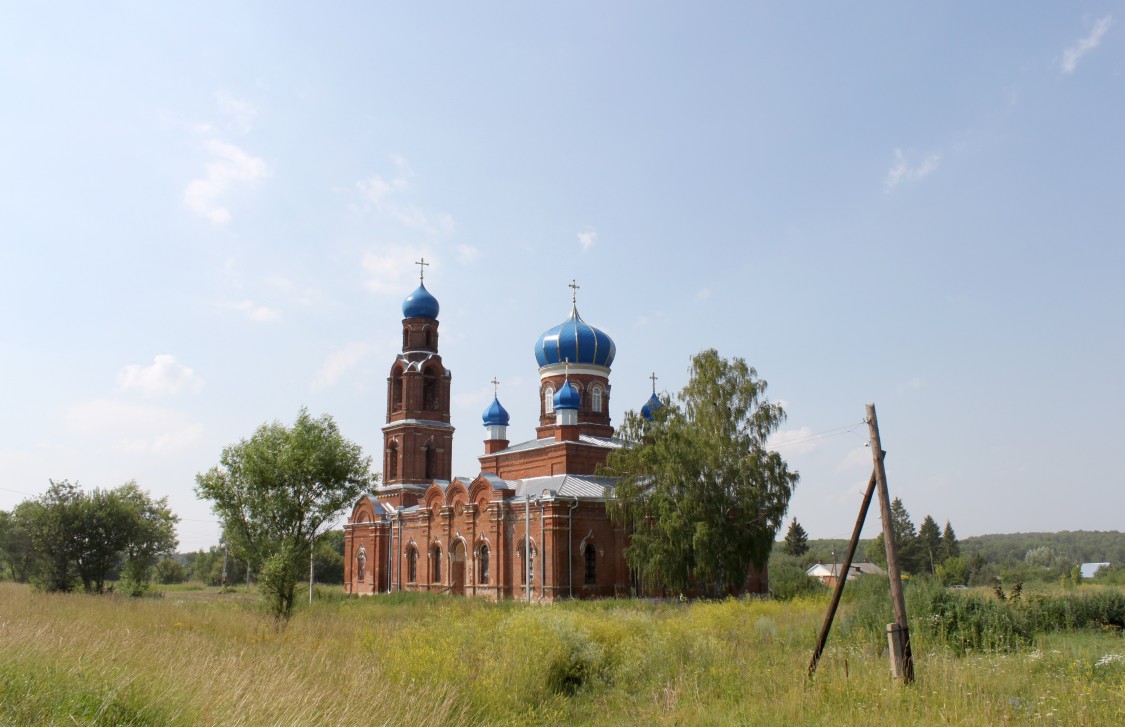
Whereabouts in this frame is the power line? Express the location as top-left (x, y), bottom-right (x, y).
top-left (767, 420), bottom-right (867, 450)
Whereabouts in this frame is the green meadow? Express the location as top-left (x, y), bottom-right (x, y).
top-left (0, 581), bottom-right (1121, 726)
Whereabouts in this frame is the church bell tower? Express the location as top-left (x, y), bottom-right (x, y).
top-left (378, 259), bottom-right (454, 508)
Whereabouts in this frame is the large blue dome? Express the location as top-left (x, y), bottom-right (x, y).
top-left (482, 396), bottom-right (510, 426)
top-left (402, 283), bottom-right (439, 319)
top-left (553, 380), bottom-right (581, 411)
top-left (641, 393), bottom-right (662, 421)
top-left (534, 306), bottom-right (615, 368)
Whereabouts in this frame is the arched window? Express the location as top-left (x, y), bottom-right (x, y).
top-left (424, 446), bottom-right (436, 480)
top-left (423, 326), bottom-right (433, 349)
top-left (423, 368), bottom-right (439, 410)
top-left (391, 368), bottom-right (404, 412)
top-left (357, 547), bottom-right (367, 582)
top-left (584, 543), bottom-right (597, 586)
top-left (478, 544), bottom-right (490, 585)
top-left (431, 545), bottom-right (442, 583)
top-left (544, 386), bottom-right (555, 414)
top-left (386, 442), bottom-right (399, 481)
top-left (407, 547), bottom-right (418, 582)
top-left (403, 328), bottom-right (409, 349)
top-left (591, 385), bottom-right (603, 413)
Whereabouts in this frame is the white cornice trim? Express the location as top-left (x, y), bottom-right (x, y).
top-left (383, 419), bottom-right (455, 431)
top-left (538, 363), bottom-right (610, 379)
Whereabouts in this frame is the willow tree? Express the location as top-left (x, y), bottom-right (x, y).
top-left (604, 349), bottom-right (798, 595)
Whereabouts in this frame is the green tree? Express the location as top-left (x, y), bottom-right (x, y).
top-left (940, 520), bottom-right (959, 562)
top-left (73, 487), bottom-right (134, 593)
top-left (19, 480), bottom-right (84, 592)
top-left (154, 558), bottom-right (185, 584)
top-left (782, 518), bottom-right (809, 557)
top-left (0, 509), bottom-right (38, 582)
top-left (868, 498), bottom-right (923, 574)
top-left (604, 350), bottom-right (798, 595)
top-left (15, 480), bottom-right (178, 594)
top-left (194, 409), bottom-right (373, 620)
top-left (116, 482), bottom-right (179, 595)
top-left (313, 530), bottom-right (345, 584)
top-left (935, 555), bottom-right (969, 586)
top-left (918, 515), bottom-right (942, 574)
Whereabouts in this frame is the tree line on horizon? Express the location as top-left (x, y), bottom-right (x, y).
top-left (774, 503), bottom-right (1125, 590)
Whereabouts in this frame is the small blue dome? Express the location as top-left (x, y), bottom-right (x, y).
top-left (552, 381), bottom-right (581, 411)
top-left (482, 396), bottom-right (510, 427)
top-left (402, 283), bottom-right (439, 319)
top-left (534, 305), bottom-right (615, 368)
top-left (641, 393), bottom-right (662, 421)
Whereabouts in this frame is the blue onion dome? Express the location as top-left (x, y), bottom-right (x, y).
top-left (641, 392), bottom-right (662, 421)
top-left (534, 305), bottom-right (616, 368)
top-left (553, 380), bottom-right (581, 411)
top-left (402, 282), bottom-right (440, 319)
top-left (482, 396), bottom-right (510, 426)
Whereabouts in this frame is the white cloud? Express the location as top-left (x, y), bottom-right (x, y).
top-left (64, 399), bottom-right (204, 454)
top-left (362, 245), bottom-right (431, 293)
top-left (1062, 16), bottom-right (1113, 74)
top-left (355, 157), bottom-right (453, 236)
top-left (456, 244), bottom-right (480, 264)
top-left (312, 342), bottom-right (374, 390)
top-left (883, 148), bottom-right (940, 192)
top-left (836, 445), bottom-right (873, 474)
top-left (216, 91), bottom-right (257, 133)
top-left (696, 288), bottom-right (712, 300)
top-left (225, 299), bottom-right (281, 322)
top-left (117, 355), bottom-right (204, 397)
top-left (184, 140), bottom-right (268, 223)
top-left (898, 376), bottom-right (924, 393)
top-left (767, 426), bottom-right (821, 456)
top-left (577, 229), bottom-right (597, 251)
top-left (357, 174), bottom-right (409, 206)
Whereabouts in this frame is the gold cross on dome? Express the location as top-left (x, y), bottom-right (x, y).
top-left (490, 377), bottom-right (500, 397)
top-left (415, 258), bottom-right (429, 282)
top-left (649, 372), bottom-right (658, 394)
top-left (568, 279), bottom-right (580, 305)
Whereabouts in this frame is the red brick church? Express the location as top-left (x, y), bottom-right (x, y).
top-left (343, 272), bottom-right (653, 600)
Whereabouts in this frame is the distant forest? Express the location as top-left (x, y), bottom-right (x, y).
top-left (958, 531), bottom-right (1125, 566)
top-left (794, 531), bottom-right (1124, 567)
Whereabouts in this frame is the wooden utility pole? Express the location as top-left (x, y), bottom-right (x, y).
top-left (808, 461), bottom-right (880, 678)
top-left (867, 403), bottom-right (914, 684)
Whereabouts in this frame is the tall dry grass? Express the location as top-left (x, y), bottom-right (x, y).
top-left (0, 582), bottom-right (1121, 725)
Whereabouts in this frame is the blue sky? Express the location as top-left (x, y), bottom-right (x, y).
top-left (2, 4), bottom-right (1122, 552)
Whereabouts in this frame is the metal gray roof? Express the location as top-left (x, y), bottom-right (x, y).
top-left (494, 434), bottom-right (624, 455)
top-left (500, 474), bottom-right (619, 500)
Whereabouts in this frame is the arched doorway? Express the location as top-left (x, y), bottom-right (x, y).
top-left (451, 540), bottom-right (466, 595)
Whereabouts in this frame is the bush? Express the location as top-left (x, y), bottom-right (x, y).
top-left (909, 578), bottom-right (1031, 654)
top-left (258, 545), bottom-right (301, 622)
top-left (155, 558), bottom-right (185, 585)
top-left (768, 564), bottom-right (827, 601)
top-left (839, 575), bottom-right (893, 650)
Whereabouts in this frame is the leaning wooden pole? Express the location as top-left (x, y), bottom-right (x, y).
top-left (807, 459), bottom-right (880, 678)
top-left (867, 403), bottom-right (914, 684)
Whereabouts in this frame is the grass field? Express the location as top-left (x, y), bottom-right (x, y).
top-left (0, 581), bottom-right (1121, 725)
